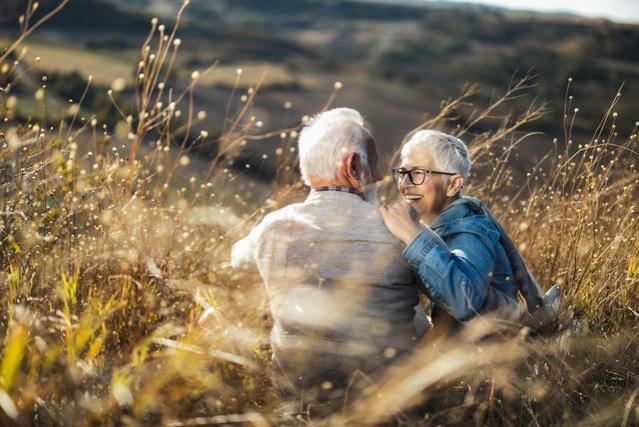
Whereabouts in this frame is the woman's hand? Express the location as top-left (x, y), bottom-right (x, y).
top-left (379, 202), bottom-right (424, 245)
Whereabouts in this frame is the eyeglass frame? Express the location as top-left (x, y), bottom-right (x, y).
top-left (391, 167), bottom-right (458, 185)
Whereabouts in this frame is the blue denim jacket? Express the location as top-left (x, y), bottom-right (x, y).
top-left (402, 199), bottom-right (519, 321)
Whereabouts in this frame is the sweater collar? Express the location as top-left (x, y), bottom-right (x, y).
top-left (312, 186), bottom-right (363, 197)
top-left (307, 187), bottom-right (366, 203)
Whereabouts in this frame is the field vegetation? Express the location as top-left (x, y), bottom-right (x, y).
top-left (0, 1), bottom-right (638, 426)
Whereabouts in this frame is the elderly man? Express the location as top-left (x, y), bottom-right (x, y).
top-left (232, 108), bottom-right (422, 395)
top-left (380, 130), bottom-right (559, 337)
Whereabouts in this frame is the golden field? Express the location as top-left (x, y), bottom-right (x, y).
top-left (0, 2), bottom-right (638, 425)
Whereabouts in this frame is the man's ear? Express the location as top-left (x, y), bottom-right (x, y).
top-left (446, 175), bottom-right (464, 197)
top-left (344, 152), bottom-right (361, 181)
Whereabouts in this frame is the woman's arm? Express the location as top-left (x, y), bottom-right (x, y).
top-left (402, 228), bottom-right (496, 321)
top-left (380, 203), bottom-right (497, 321)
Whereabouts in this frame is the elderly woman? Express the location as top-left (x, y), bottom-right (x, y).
top-left (380, 130), bottom-right (559, 335)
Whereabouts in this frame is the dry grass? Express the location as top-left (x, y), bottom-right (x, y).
top-left (0, 2), bottom-right (638, 426)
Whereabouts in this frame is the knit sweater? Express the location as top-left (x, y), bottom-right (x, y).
top-left (232, 190), bottom-right (419, 387)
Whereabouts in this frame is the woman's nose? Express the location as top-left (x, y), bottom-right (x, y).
top-left (398, 174), bottom-right (412, 189)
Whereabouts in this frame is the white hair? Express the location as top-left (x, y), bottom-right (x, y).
top-left (401, 130), bottom-right (472, 179)
top-left (297, 108), bottom-right (372, 186)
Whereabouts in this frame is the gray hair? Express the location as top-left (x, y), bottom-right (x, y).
top-left (401, 130), bottom-right (472, 179)
top-left (297, 108), bottom-right (371, 185)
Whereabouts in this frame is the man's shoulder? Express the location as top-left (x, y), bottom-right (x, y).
top-left (259, 198), bottom-right (392, 240)
top-left (256, 203), bottom-right (308, 231)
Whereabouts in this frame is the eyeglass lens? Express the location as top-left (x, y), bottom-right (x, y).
top-left (394, 169), bottom-right (427, 185)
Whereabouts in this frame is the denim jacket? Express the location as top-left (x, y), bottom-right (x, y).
top-left (402, 198), bottom-right (520, 322)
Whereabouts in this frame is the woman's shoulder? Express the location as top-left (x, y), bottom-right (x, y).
top-left (437, 209), bottom-right (500, 243)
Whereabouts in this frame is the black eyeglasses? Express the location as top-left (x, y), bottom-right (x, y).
top-left (391, 167), bottom-right (457, 185)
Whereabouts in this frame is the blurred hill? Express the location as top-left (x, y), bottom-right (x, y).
top-left (2, 0), bottom-right (638, 173)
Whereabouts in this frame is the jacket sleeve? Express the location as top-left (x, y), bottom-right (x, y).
top-left (401, 222), bottom-right (498, 321)
top-left (231, 220), bottom-right (266, 271)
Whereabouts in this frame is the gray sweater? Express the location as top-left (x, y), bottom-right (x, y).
top-left (232, 190), bottom-right (419, 387)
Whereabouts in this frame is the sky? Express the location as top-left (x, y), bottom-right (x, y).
top-left (424, 0), bottom-right (639, 24)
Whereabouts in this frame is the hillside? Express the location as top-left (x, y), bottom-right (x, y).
top-left (2, 0), bottom-right (638, 170)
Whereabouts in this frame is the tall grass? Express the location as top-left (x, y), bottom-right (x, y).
top-left (0, 1), bottom-right (638, 425)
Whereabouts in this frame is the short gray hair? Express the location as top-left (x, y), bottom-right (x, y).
top-left (297, 108), bottom-right (371, 185)
top-left (401, 130), bottom-right (472, 179)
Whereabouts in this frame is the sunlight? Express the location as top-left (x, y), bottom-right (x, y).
top-left (426, 0), bottom-right (639, 23)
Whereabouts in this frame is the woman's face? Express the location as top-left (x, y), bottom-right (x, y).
top-left (397, 149), bottom-right (450, 223)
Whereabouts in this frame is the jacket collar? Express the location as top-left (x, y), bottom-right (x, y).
top-left (430, 196), bottom-right (483, 230)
